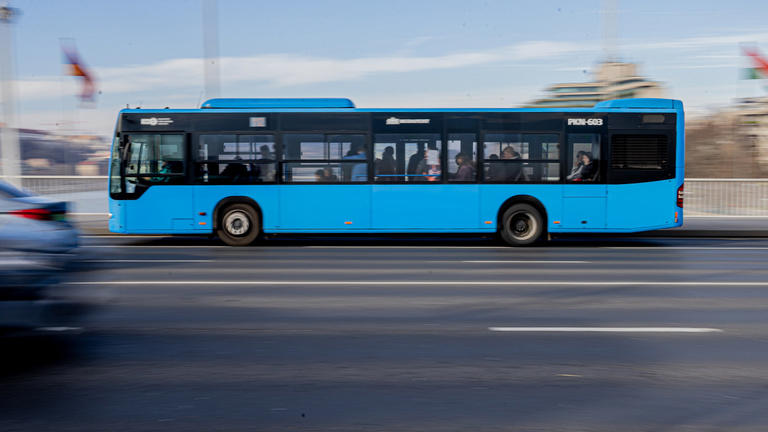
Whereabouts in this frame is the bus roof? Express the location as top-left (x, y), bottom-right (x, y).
top-left (201, 98), bottom-right (356, 109)
top-left (119, 98), bottom-right (683, 114)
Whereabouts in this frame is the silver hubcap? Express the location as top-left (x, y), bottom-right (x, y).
top-left (509, 211), bottom-right (537, 241)
top-left (224, 210), bottom-right (250, 236)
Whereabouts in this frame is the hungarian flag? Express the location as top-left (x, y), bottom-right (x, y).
top-left (742, 46), bottom-right (768, 80)
top-left (61, 41), bottom-right (96, 101)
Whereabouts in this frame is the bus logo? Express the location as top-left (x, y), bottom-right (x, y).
top-left (568, 118), bottom-right (603, 126)
top-left (386, 117), bottom-right (430, 125)
top-left (249, 117), bottom-right (266, 127)
top-left (140, 117), bottom-right (173, 126)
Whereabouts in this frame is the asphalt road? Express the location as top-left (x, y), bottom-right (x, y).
top-left (2, 235), bottom-right (768, 431)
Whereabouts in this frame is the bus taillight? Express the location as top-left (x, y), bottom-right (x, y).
top-left (676, 183), bottom-right (684, 208)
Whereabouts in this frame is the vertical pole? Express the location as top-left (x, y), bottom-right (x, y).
top-left (0, 4), bottom-right (20, 187)
top-left (601, 0), bottom-right (618, 62)
top-left (202, 0), bottom-right (220, 102)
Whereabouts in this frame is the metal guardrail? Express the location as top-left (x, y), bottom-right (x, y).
top-left (0, 175), bottom-right (107, 196)
top-left (2, 176), bottom-right (768, 217)
top-left (684, 178), bottom-right (768, 216)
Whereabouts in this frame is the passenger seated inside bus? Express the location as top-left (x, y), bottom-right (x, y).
top-left (406, 143), bottom-right (425, 181)
top-left (567, 151), bottom-right (587, 181)
top-left (414, 148), bottom-right (441, 181)
top-left (220, 160), bottom-right (248, 183)
top-left (485, 154), bottom-right (501, 181)
top-left (568, 152), bottom-right (598, 182)
top-left (580, 152), bottom-right (598, 181)
top-left (501, 146), bottom-right (524, 181)
top-left (314, 166), bottom-right (339, 182)
top-left (150, 160), bottom-right (183, 183)
top-left (376, 146), bottom-right (397, 181)
top-left (452, 152), bottom-right (475, 181)
top-left (343, 145), bottom-right (367, 181)
top-left (258, 144), bottom-right (273, 161)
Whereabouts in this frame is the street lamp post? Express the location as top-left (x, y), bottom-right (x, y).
top-left (202, 0), bottom-right (220, 101)
top-left (0, 4), bottom-right (20, 187)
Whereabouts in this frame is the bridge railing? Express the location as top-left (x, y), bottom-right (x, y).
top-left (1, 175), bottom-right (108, 196)
top-left (2, 176), bottom-right (768, 217)
top-left (684, 178), bottom-right (768, 217)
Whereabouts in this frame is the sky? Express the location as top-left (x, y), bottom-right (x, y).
top-left (6, 0), bottom-right (768, 137)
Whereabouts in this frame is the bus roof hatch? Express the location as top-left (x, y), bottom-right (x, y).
top-left (201, 98), bottom-right (356, 109)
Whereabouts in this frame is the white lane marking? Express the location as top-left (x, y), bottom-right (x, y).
top-left (82, 235), bottom-right (169, 238)
top-left (81, 245), bottom-right (229, 249)
top-left (65, 280), bottom-right (768, 286)
top-left (489, 327), bottom-right (723, 333)
top-left (78, 245), bottom-right (768, 250)
top-left (459, 260), bottom-right (590, 264)
top-left (84, 259), bottom-right (213, 263)
top-left (0, 258), bottom-right (45, 266)
top-left (301, 246), bottom-right (508, 249)
top-left (35, 326), bottom-right (83, 332)
top-left (605, 247), bottom-right (768, 250)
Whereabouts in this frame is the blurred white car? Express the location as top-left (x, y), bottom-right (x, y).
top-left (0, 180), bottom-right (79, 256)
top-left (0, 181), bottom-right (82, 333)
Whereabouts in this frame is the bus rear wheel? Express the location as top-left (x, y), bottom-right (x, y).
top-left (218, 204), bottom-right (260, 246)
top-left (500, 203), bottom-right (544, 246)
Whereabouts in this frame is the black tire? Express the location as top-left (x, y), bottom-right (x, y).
top-left (217, 203), bottom-right (260, 246)
top-left (499, 203), bottom-right (545, 246)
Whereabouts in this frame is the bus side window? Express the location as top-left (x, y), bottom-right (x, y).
top-left (567, 134), bottom-right (600, 182)
top-left (373, 134), bottom-right (441, 182)
top-left (281, 134), bottom-right (367, 183)
top-left (197, 134), bottom-right (276, 184)
top-left (447, 134), bottom-right (477, 182)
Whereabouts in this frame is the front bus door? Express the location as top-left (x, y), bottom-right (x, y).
top-left (121, 133), bottom-right (196, 232)
top-left (562, 127), bottom-right (607, 230)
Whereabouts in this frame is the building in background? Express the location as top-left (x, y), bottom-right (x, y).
top-left (524, 61), bottom-right (665, 108)
top-left (7, 128), bottom-right (108, 175)
top-left (685, 97), bottom-right (768, 178)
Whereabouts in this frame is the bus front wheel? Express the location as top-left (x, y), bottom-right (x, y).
top-left (500, 203), bottom-right (544, 246)
top-left (218, 204), bottom-right (260, 246)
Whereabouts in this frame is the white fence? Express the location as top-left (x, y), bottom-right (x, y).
top-left (2, 176), bottom-right (768, 217)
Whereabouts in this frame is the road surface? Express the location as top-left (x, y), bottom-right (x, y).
top-left (2, 235), bottom-right (768, 431)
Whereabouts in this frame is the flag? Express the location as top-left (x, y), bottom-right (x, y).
top-left (61, 40), bottom-right (96, 102)
top-left (742, 46), bottom-right (768, 80)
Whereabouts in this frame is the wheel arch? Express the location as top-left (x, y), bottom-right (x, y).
top-left (212, 196), bottom-right (263, 231)
top-left (496, 195), bottom-right (548, 233)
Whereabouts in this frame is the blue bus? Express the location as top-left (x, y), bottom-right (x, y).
top-left (108, 97), bottom-right (684, 246)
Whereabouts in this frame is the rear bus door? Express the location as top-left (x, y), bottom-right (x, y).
top-left (562, 122), bottom-right (607, 230)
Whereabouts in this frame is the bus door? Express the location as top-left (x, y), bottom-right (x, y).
top-left (278, 133), bottom-right (371, 230)
top-left (371, 131), bottom-right (478, 230)
top-left (562, 132), bottom-right (606, 229)
top-left (121, 133), bottom-right (196, 232)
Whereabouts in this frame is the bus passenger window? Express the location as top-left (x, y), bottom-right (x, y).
top-left (197, 134), bottom-right (276, 184)
top-left (374, 134), bottom-right (441, 182)
top-left (482, 133), bottom-right (560, 183)
top-left (567, 134), bottom-right (600, 182)
top-left (447, 134), bottom-right (477, 182)
top-left (281, 134), bottom-right (368, 183)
